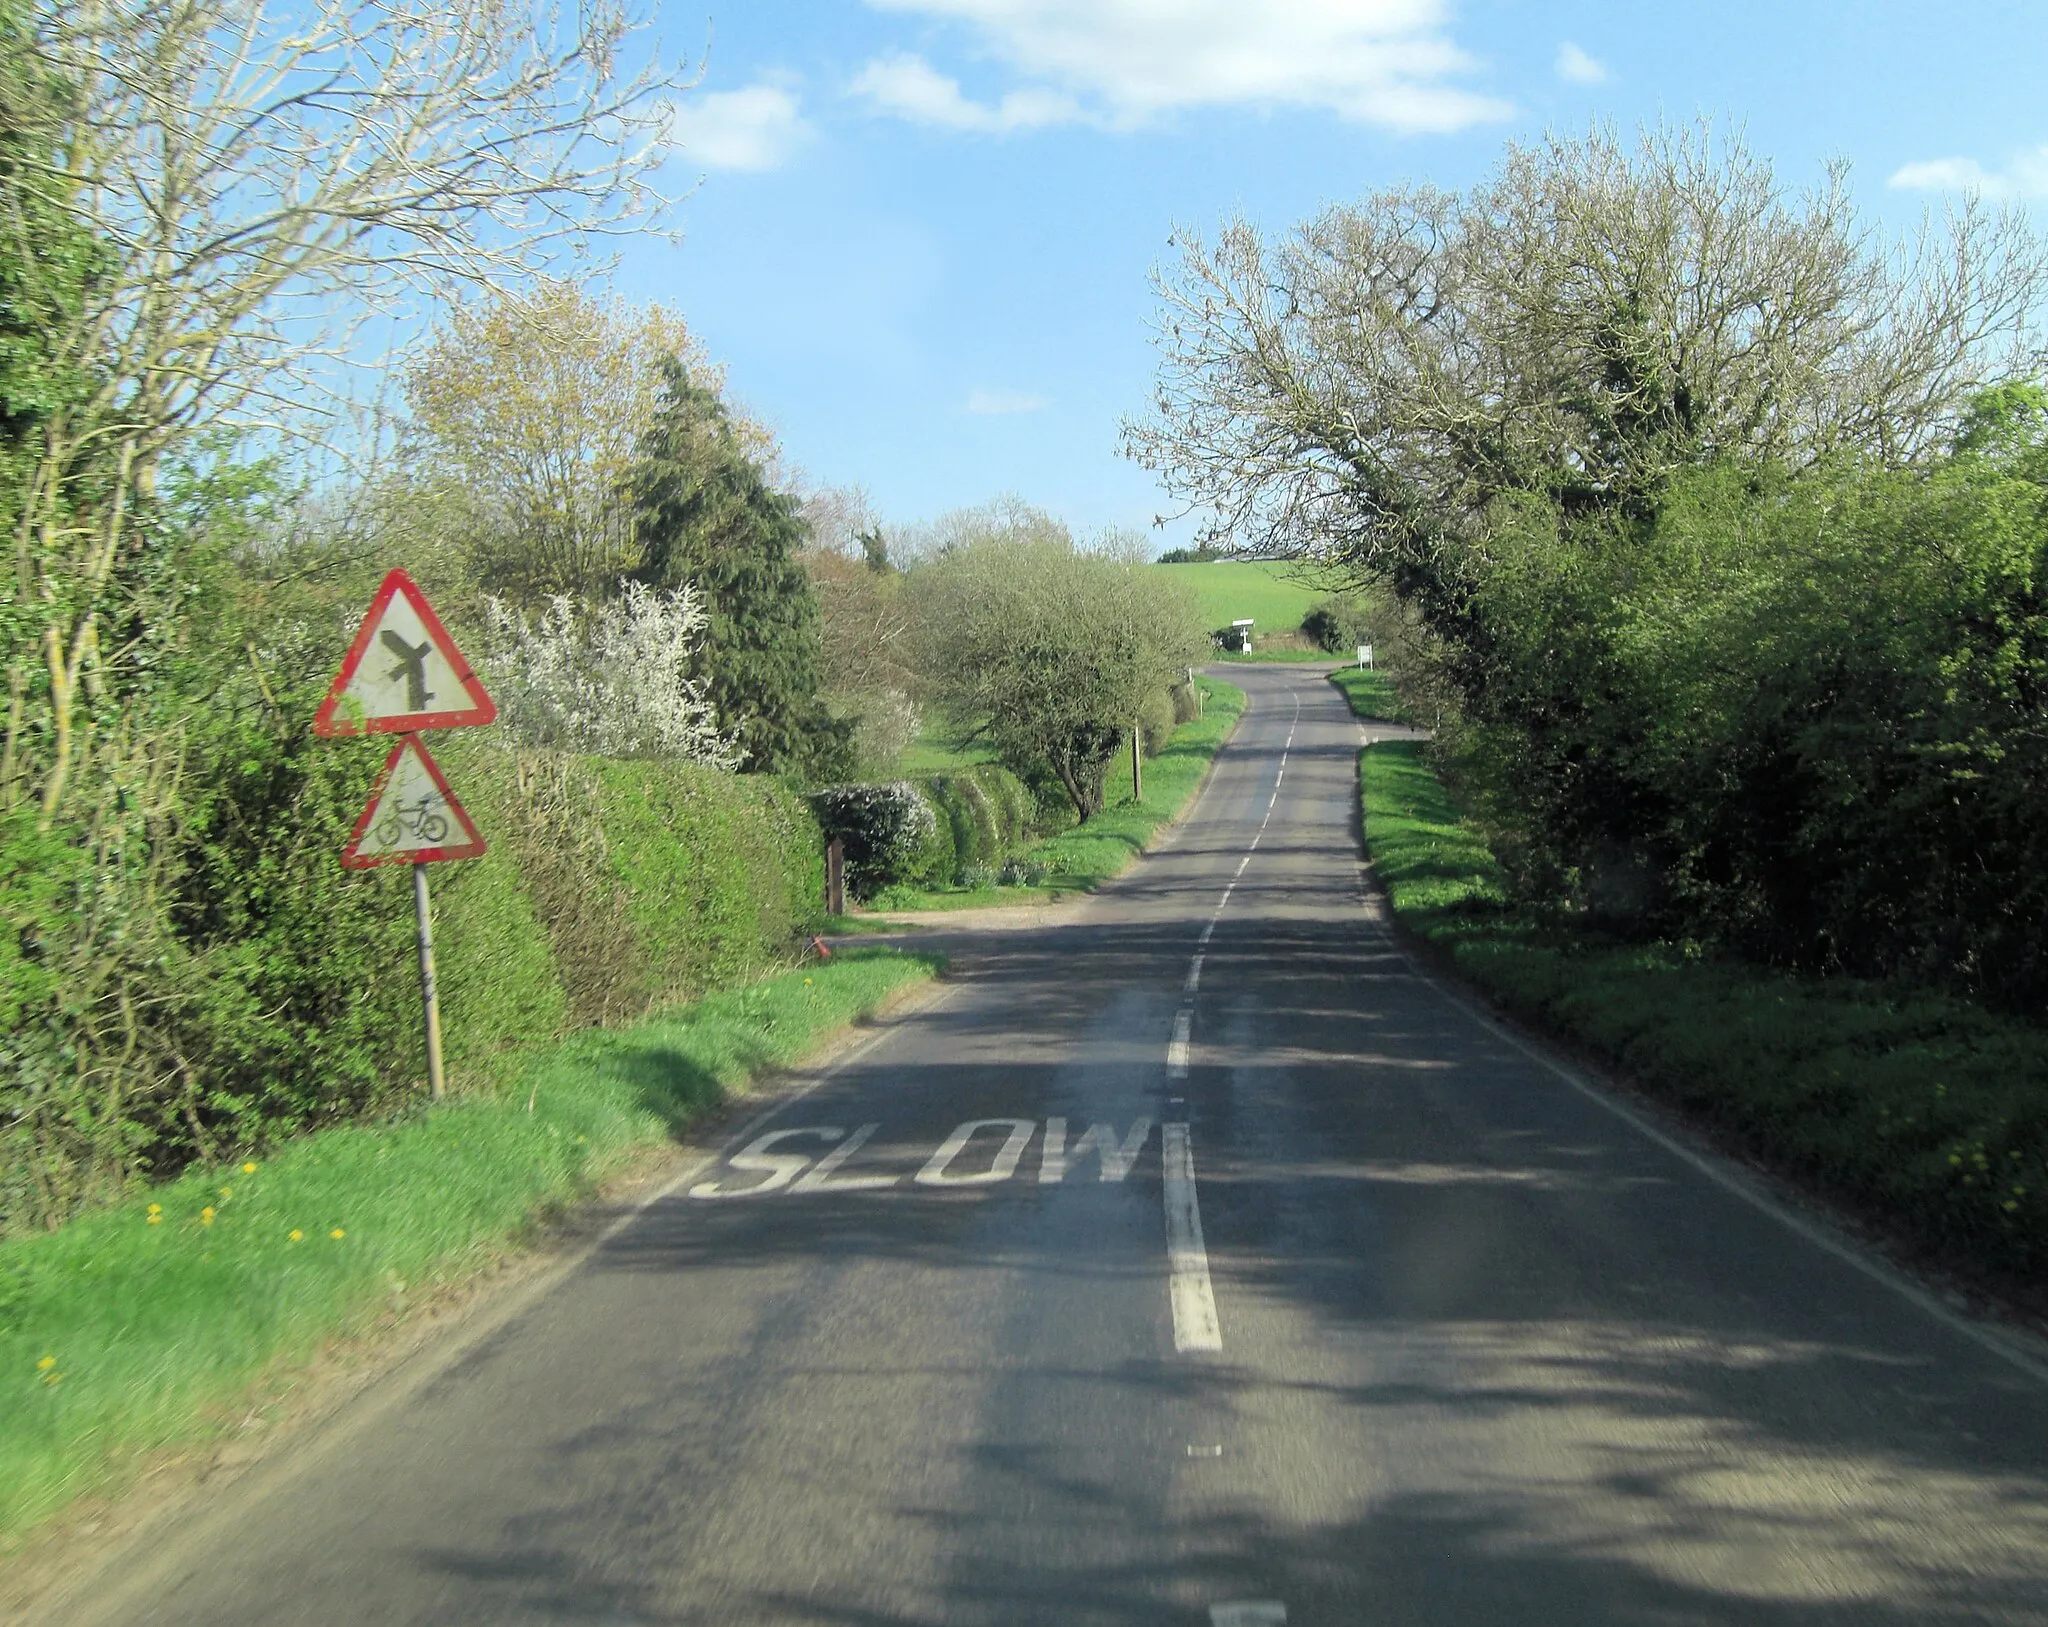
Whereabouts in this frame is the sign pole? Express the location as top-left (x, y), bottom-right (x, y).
top-left (1132, 722), bottom-right (1144, 803)
top-left (826, 836), bottom-right (846, 917)
top-left (413, 860), bottom-right (446, 1100)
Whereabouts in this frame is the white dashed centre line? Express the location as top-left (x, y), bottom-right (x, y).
top-left (1163, 1123), bottom-right (1221, 1351)
top-left (1211, 1603), bottom-right (1288, 1626)
top-left (1160, 691), bottom-right (1302, 1357)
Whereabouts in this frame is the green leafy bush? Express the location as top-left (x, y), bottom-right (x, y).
top-left (1443, 429), bottom-right (2048, 1009)
top-left (1301, 596), bottom-right (1370, 653)
top-left (1, 697), bottom-right (827, 1235)
top-left (808, 781), bottom-right (940, 898)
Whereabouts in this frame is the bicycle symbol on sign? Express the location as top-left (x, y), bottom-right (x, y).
top-left (374, 794), bottom-right (450, 848)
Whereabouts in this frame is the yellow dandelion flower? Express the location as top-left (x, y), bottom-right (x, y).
top-left (41, 1371), bottom-right (61, 1386)
top-left (147, 1202), bottom-right (161, 1214)
top-left (329, 1228), bottom-right (346, 1240)
top-left (146, 1214), bottom-right (161, 1225)
top-left (218, 1186), bottom-right (232, 1200)
top-left (200, 1207), bottom-right (215, 1226)
top-left (241, 1161), bottom-right (258, 1174)
top-left (36, 1355), bottom-right (55, 1371)
top-left (288, 1229), bottom-right (303, 1243)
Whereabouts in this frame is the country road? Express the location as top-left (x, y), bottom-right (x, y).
top-left (41, 663), bottom-right (2048, 1626)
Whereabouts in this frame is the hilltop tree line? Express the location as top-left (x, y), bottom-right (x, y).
top-left (1134, 124), bottom-right (2048, 1008)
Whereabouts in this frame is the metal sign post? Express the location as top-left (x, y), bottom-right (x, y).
top-left (1132, 722), bottom-right (1144, 802)
top-left (413, 863), bottom-right (446, 1099)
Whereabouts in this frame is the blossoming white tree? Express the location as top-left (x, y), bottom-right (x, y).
top-left (483, 582), bottom-right (740, 767)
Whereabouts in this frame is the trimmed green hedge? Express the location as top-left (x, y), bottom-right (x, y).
top-left (3, 735), bottom-right (825, 1235)
top-left (811, 764), bottom-right (1042, 900)
top-left (364, 738), bottom-right (828, 1080)
top-left (912, 765), bottom-right (1038, 886)
top-left (1362, 739), bottom-right (2048, 1289)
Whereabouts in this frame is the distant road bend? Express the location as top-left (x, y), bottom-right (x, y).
top-left (44, 663), bottom-right (2048, 1627)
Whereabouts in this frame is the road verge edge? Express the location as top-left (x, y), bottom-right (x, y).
top-left (0, 948), bottom-right (943, 1559)
top-left (1354, 736), bottom-right (2048, 1337)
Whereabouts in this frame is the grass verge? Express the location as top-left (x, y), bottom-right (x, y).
top-left (1328, 665), bottom-right (1420, 724)
top-left (1361, 739), bottom-right (2048, 1299)
top-left (869, 678), bottom-right (1247, 911)
top-left (0, 947), bottom-right (940, 1544)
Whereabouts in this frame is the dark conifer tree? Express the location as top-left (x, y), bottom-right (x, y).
top-left (631, 358), bottom-right (851, 776)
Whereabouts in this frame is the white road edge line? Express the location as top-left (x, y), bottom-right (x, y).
top-left (1370, 910), bottom-right (2048, 1387)
top-left (1163, 1122), bottom-right (1222, 1351)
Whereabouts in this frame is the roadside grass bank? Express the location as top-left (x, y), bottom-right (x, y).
top-left (869, 678), bottom-right (1247, 911)
top-left (0, 948), bottom-right (940, 1546)
top-left (1327, 666), bottom-right (1419, 722)
top-left (897, 731), bottom-right (999, 776)
top-left (1360, 740), bottom-right (2048, 1302)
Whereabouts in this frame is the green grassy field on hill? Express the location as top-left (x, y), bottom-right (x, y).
top-left (1148, 559), bottom-right (1341, 639)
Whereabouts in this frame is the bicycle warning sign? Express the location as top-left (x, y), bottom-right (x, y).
top-left (340, 734), bottom-right (486, 868)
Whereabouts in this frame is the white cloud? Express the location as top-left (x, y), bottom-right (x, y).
top-left (966, 388), bottom-right (1050, 415)
top-left (1887, 150), bottom-right (2048, 198)
top-left (667, 84), bottom-right (809, 171)
top-left (855, 0), bottom-right (1512, 135)
top-left (1554, 42), bottom-right (1606, 85)
top-left (851, 54), bottom-right (1079, 132)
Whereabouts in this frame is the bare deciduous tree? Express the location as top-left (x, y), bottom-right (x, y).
top-left (6, 0), bottom-right (688, 822)
top-left (1125, 124), bottom-right (2048, 629)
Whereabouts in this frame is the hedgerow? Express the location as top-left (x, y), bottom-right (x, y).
top-left (1361, 738), bottom-right (2048, 1290)
top-left (2, 714), bottom-right (826, 1235)
top-left (810, 765), bottom-right (1041, 900)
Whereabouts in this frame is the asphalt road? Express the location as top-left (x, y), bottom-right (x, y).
top-left (45, 663), bottom-right (2048, 1626)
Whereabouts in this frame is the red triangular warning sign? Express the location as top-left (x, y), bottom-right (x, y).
top-left (340, 735), bottom-right (488, 868)
top-left (313, 568), bottom-right (496, 737)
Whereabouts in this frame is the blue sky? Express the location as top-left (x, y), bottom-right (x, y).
top-left (617, 1), bottom-right (2048, 550)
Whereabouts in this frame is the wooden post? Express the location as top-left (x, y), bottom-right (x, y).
top-left (826, 836), bottom-right (846, 916)
top-left (413, 861), bottom-right (445, 1100)
top-left (1132, 723), bottom-right (1144, 803)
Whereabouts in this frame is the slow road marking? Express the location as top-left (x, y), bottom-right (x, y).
top-left (686, 1119), bottom-right (1155, 1199)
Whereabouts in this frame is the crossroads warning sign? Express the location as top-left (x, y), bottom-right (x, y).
top-left (313, 568), bottom-right (496, 737)
top-left (339, 734), bottom-right (487, 868)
